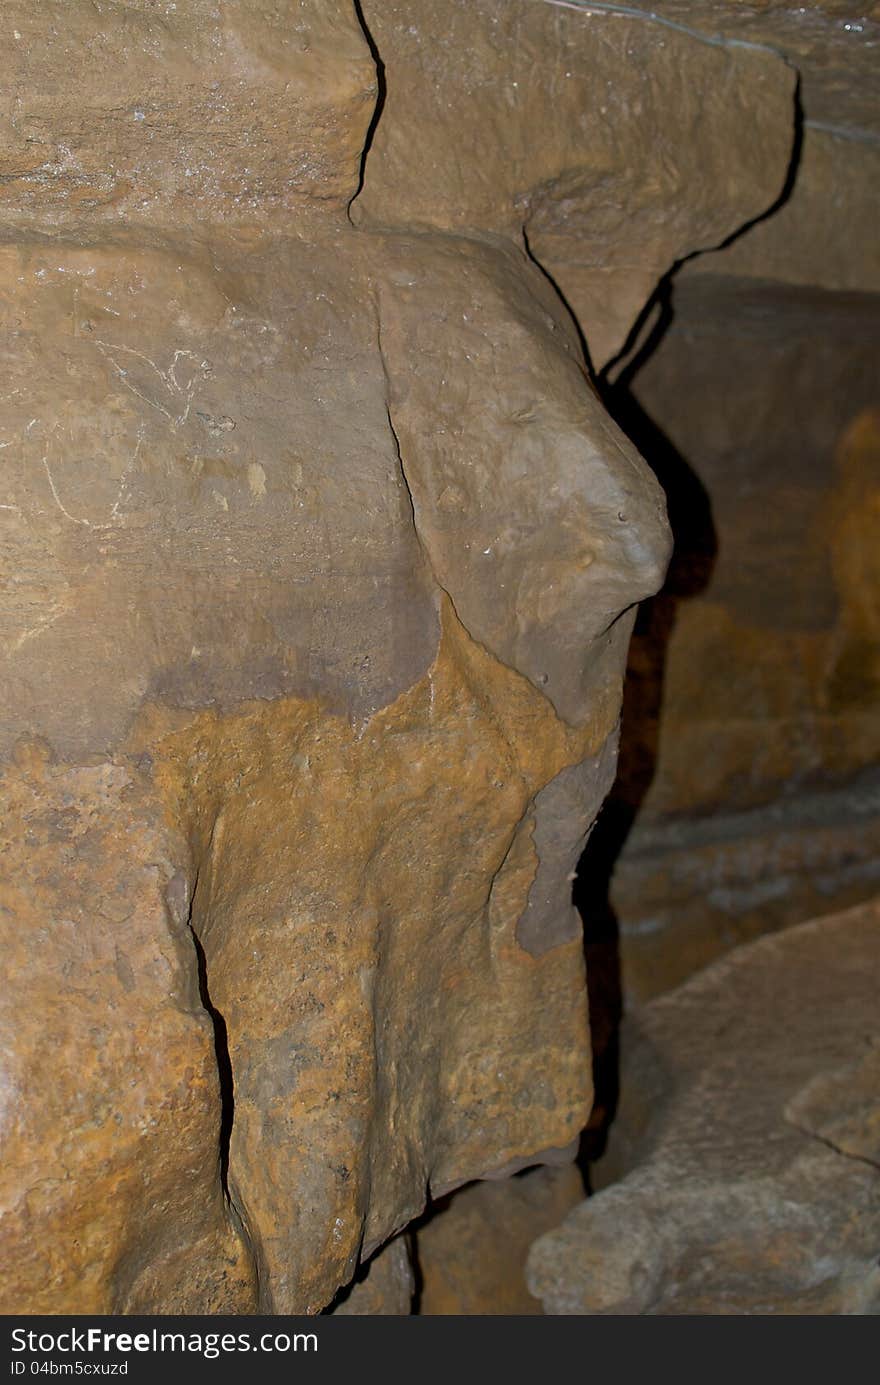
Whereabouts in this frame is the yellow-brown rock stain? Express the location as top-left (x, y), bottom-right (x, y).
top-left (134, 596), bottom-right (619, 1312)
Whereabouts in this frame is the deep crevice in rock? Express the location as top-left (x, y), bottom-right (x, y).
top-left (186, 876), bottom-right (235, 1204)
top-left (601, 79), bottom-right (803, 388)
top-left (349, 0), bottom-right (386, 212)
top-left (786, 1120), bottom-right (880, 1176)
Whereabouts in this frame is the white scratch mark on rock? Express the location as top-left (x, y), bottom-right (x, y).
top-left (93, 340), bottom-right (209, 431)
top-left (42, 450), bottom-right (89, 527)
top-left (40, 428), bottom-right (145, 529)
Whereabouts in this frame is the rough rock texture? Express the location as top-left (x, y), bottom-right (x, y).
top-left (606, 287), bottom-right (880, 1000)
top-left (691, 128), bottom-right (880, 295)
top-left (0, 0), bottom-right (376, 225)
top-left (356, 0), bottom-right (796, 369)
top-left (594, 4), bottom-right (880, 999)
top-left (0, 740), bottom-right (255, 1313)
top-left (527, 898), bottom-right (880, 1314)
top-left (141, 601), bottom-right (620, 1312)
top-left (587, 0), bottom-right (880, 139)
top-left (0, 0), bottom-right (803, 1315)
top-left (416, 1165), bottom-right (584, 1316)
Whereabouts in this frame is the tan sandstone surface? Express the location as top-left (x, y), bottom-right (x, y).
top-left (0, 0), bottom-right (801, 1313)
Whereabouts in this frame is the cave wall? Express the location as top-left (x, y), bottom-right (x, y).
top-left (604, 127), bottom-right (880, 1000)
top-left (413, 10), bottom-right (879, 1312)
top-left (6, 0), bottom-right (871, 1317)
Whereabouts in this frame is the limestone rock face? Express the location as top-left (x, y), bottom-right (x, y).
top-left (0, 0), bottom-right (376, 225)
top-left (527, 899), bottom-right (880, 1314)
top-left (691, 128), bottom-right (880, 296)
top-left (0, 740), bottom-right (255, 1313)
top-left (1, 0), bottom-right (802, 1316)
top-left (586, 0), bottom-right (880, 139)
top-left (140, 601), bottom-right (615, 1312)
top-left (594, 0), bottom-right (879, 1000)
top-left (356, 0), bottom-right (796, 370)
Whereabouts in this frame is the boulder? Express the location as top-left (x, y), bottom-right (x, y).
top-left (528, 898), bottom-right (880, 1314)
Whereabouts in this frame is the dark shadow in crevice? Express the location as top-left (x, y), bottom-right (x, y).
top-left (522, 226), bottom-right (598, 382)
top-left (187, 906), bottom-right (235, 1200)
top-left (703, 73), bottom-right (804, 256)
top-left (321, 1250), bottom-right (371, 1315)
top-left (408, 1223), bottom-right (426, 1315)
top-left (320, 1231), bottom-right (419, 1315)
top-left (600, 78), bottom-right (803, 386)
top-left (570, 78), bottom-right (805, 1178)
top-left (574, 274), bottom-right (718, 1172)
top-left (375, 1194), bottom-right (450, 1316)
top-left (349, 0), bottom-right (387, 211)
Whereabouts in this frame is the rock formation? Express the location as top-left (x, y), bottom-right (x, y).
top-left (602, 137), bottom-right (880, 1001)
top-left (0, 0), bottom-right (803, 1314)
top-left (328, 1235), bottom-right (415, 1316)
top-left (527, 897), bottom-right (880, 1314)
top-left (416, 1165), bottom-right (584, 1315)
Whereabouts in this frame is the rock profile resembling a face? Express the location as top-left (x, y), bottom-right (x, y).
top-left (0, 0), bottom-right (796, 1317)
top-left (374, 230), bottom-right (671, 726)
